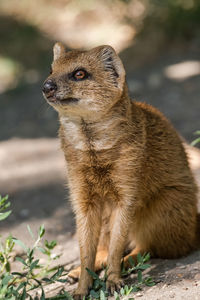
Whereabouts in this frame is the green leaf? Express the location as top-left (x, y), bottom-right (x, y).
top-left (143, 253), bottom-right (150, 263)
top-left (191, 137), bottom-right (200, 146)
top-left (144, 277), bottom-right (155, 287)
top-left (120, 287), bottom-right (125, 296)
top-left (103, 266), bottom-right (108, 281)
top-left (93, 279), bottom-right (100, 290)
top-left (90, 289), bottom-right (99, 299)
top-left (40, 286), bottom-right (46, 300)
top-left (0, 194), bottom-right (9, 206)
top-left (136, 253), bottom-right (142, 263)
top-left (30, 259), bottom-right (40, 271)
top-left (50, 266), bottom-right (64, 281)
top-left (15, 256), bottom-right (27, 266)
top-left (132, 285), bottom-right (140, 292)
top-left (16, 282), bottom-right (27, 292)
top-left (37, 247), bottom-right (48, 255)
top-left (12, 271), bottom-right (24, 277)
top-left (124, 285), bottom-right (133, 295)
top-left (114, 291), bottom-right (120, 300)
top-left (12, 238), bottom-right (27, 251)
top-left (45, 240), bottom-right (57, 250)
top-left (57, 279), bottom-right (68, 283)
top-left (86, 268), bottom-right (100, 280)
top-left (39, 225), bottom-right (45, 238)
top-left (100, 290), bottom-right (107, 300)
top-left (6, 235), bottom-right (15, 252)
top-left (2, 274), bottom-right (13, 285)
top-left (136, 263), bottom-right (151, 270)
top-left (0, 210), bottom-right (12, 221)
top-left (21, 286), bottom-right (27, 300)
top-left (42, 277), bottom-right (52, 283)
top-left (27, 248), bottom-right (34, 262)
top-left (128, 256), bottom-right (135, 267)
top-left (1, 201), bottom-right (11, 210)
top-left (5, 261), bottom-right (11, 272)
top-left (27, 225), bottom-right (35, 239)
top-left (137, 270), bottom-right (143, 283)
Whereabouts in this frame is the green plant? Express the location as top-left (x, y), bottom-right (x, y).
top-left (83, 252), bottom-right (155, 299)
top-left (0, 195), bottom-right (11, 221)
top-left (191, 130), bottom-right (200, 147)
top-left (0, 195), bottom-right (67, 300)
top-left (0, 195), bottom-right (13, 277)
top-left (0, 195), bottom-right (155, 299)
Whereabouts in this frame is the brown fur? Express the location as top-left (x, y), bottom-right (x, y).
top-left (43, 43), bottom-right (199, 299)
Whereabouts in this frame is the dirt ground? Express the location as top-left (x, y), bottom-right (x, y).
top-left (0, 40), bottom-right (200, 299)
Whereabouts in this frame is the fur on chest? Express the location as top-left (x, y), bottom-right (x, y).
top-left (66, 148), bottom-right (120, 204)
top-left (59, 117), bottom-right (122, 201)
top-left (59, 116), bottom-right (121, 152)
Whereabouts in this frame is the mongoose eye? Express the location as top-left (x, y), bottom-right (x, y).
top-left (69, 68), bottom-right (90, 81)
top-left (74, 70), bottom-right (86, 80)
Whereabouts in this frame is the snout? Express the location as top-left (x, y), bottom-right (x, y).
top-left (42, 79), bottom-right (79, 106)
top-left (42, 79), bottom-right (57, 98)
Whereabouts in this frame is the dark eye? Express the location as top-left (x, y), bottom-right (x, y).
top-left (73, 70), bottom-right (86, 80)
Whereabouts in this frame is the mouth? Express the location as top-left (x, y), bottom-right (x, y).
top-left (45, 95), bottom-right (79, 105)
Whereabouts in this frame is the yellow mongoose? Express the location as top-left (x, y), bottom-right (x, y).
top-left (43, 42), bottom-right (199, 299)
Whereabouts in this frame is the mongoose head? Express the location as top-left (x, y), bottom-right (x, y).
top-left (43, 42), bottom-right (125, 120)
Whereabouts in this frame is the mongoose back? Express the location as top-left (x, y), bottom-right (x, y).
top-left (43, 43), bottom-right (199, 299)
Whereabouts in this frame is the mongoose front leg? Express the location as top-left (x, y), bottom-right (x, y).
top-left (73, 204), bottom-right (101, 299)
top-left (106, 205), bottom-right (130, 293)
top-left (68, 249), bottom-right (108, 281)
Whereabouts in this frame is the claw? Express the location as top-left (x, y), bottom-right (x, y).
top-left (73, 294), bottom-right (84, 300)
top-left (73, 288), bottom-right (89, 300)
top-left (106, 278), bottom-right (123, 295)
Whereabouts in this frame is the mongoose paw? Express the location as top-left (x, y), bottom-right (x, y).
top-left (106, 277), bottom-right (123, 294)
top-left (73, 293), bottom-right (85, 300)
top-left (73, 288), bottom-right (89, 300)
top-left (68, 266), bottom-right (81, 284)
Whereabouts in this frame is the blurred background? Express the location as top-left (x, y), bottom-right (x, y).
top-left (0, 0), bottom-right (200, 263)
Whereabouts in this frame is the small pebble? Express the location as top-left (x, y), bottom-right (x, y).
top-left (169, 291), bottom-right (175, 298)
top-left (162, 284), bottom-right (167, 289)
top-left (136, 292), bottom-right (143, 297)
top-left (179, 265), bottom-right (186, 269)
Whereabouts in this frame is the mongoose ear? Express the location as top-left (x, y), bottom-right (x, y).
top-left (53, 42), bottom-right (66, 61)
top-left (92, 45), bottom-right (125, 90)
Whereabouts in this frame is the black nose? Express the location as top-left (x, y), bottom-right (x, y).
top-left (43, 79), bottom-right (57, 94)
